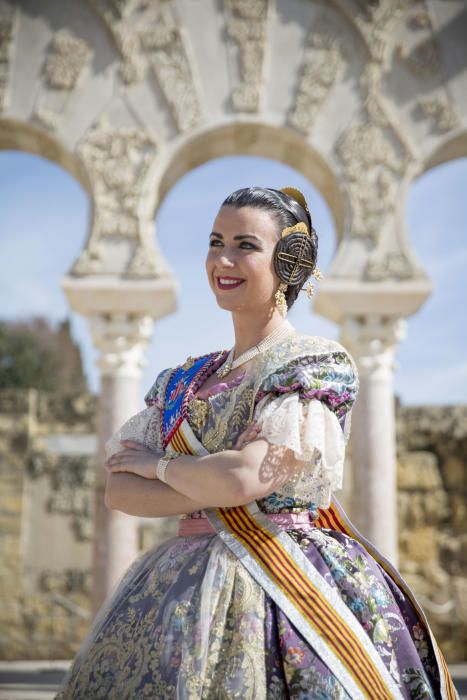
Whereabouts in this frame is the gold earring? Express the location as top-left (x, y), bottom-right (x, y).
top-left (275, 281), bottom-right (288, 316)
top-left (306, 265), bottom-right (323, 298)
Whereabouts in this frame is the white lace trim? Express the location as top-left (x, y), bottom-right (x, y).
top-left (253, 392), bottom-right (346, 509)
top-left (104, 406), bottom-right (161, 459)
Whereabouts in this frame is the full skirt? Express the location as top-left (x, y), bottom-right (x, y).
top-left (55, 526), bottom-right (442, 699)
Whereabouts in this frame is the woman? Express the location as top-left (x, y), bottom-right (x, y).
top-left (55, 187), bottom-right (458, 699)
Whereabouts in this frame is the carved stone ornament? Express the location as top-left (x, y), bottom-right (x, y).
top-left (140, 6), bottom-right (203, 132)
top-left (327, 1), bottom-right (421, 245)
top-left (88, 312), bottom-right (154, 376)
top-left (395, 36), bottom-right (442, 78)
top-left (0, 5), bottom-right (16, 112)
top-left (394, 0), bottom-right (443, 78)
top-left (417, 93), bottom-right (459, 134)
top-left (76, 121), bottom-right (158, 228)
top-left (224, 0), bottom-right (269, 112)
top-left (289, 17), bottom-right (344, 135)
top-left (336, 55), bottom-right (414, 243)
top-left (33, 106), bottom-right (61, 132)
top-left (44, 29), bottom-right (93, 90)
top-left (73, 119), bottom-right (161, 276)
top-left (336, 107), bottom-right (410, 241)
top-left (342, 314), bottom-right (407, 377)
top-left (70, 246), bottom-right (105, 276)
top-left (351, 0), bottom-right (406, 68)
top-left (364, 251), bottom-right (418, 281)
top-left (89, 0), bottom-right (202, 132)
top-left (127, 241), bottom-right (163, 276)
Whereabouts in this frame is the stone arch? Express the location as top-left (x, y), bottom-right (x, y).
top-left (0, 117), bottom-right (90, 192)
top-left (423, 130), bottom-right (467, 172)
top-left (156, 121), bottom-right (346, 240)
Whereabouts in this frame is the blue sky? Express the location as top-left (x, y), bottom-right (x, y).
top-left (0, 151), bottom-right (466, 407)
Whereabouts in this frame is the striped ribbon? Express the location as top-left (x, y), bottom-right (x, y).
top-left (215, 502), bottom-right (397, 699)
top-left (164, 413), bottom-right (458, 700)
top-left (314, 499), bottom-right (459, 700)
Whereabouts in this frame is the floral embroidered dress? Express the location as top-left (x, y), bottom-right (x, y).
top-left (55, 331), bottom-right (456, 700)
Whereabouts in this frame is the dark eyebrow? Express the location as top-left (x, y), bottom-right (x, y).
top-left (209, 232), bottom-right (262, 242)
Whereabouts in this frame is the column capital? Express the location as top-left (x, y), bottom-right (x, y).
top-left (89, 312), bottom-right (154, 378)
top-left (342, 314), bottom-right (407, 379)
top-left (314, 277), bottom-right (433, 327)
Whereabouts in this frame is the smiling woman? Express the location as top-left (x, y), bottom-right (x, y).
top-left (53, 184), bottom-right (458, 700)
top-left (206, 205), bottom-right (280, 322)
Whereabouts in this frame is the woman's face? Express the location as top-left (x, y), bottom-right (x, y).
top-left (206, 205), bottom-right (281, 314)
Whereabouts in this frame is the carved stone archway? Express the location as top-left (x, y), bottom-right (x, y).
top-left (156, 122), bottom-right (346, 237)
top-left (1, 0), bottom-right (466, 612)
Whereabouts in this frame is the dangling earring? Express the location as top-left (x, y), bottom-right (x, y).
top-left (306, 266), bottom-right (323, 298)
top-left (275, 281), bottom-right (288, 317)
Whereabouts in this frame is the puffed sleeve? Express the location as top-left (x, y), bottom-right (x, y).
top-left (104, 368), bottom-right (171, 459)
top-left (252, 349), bottom-right (359, 508)
top-left (144, 366), bottom-right (172, 408)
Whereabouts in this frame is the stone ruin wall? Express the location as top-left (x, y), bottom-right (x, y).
top-left (0, 388), bottom-right (465, 661)
top-left (395, 399), bottom-right (467, 661)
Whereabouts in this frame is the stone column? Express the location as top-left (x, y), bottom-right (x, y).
top-left (342, 315), bottom-right (407, 566)
top-left (89, 312), bottom-right (154, 616)
top-left (60, 121), bottom-right (179, 615)
top-left (314, 270), bottom-right (433, 567)
top-left (62, 275), bottom-right (177, 615)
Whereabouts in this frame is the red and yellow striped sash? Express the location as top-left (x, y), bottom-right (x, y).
top-left (167, 424), bottom-right (193, 455)
top-left (168, 418), bottom-right (457, 700)
top-left (314, 500), bottom-right (457, 700)
top-left (217, 503), bottom-right (395, 699)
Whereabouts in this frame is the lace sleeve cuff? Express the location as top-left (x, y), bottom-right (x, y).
top-left (253, 392), bottom-right (346, 507)
top-left (104, 406), bottom-right (161, 459)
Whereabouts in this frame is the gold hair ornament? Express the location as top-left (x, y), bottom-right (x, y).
top-left (273, 187), bottom-right (323, 315)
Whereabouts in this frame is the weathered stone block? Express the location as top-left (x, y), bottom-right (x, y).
top-left (452, 576), bottom-right (467, 623)
top-left (399, 526), bottom-right (438, 562)
top-left (397, 451), bottom-right (442, 491)
top-left (442, 455), bottom-right (466, 490)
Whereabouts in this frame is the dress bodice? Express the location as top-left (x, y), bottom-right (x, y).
top-left (183, 350), bottom-right (318, 517)
top-left (143, 331), bottom-right (359, 519)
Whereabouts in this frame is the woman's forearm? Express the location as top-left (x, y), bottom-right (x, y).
top-left (164, 449), bottom-right (252, 506)
top-left (105, 472), bottom-right (216, 517)
top-left (163, 440), bottom-right (299, 506)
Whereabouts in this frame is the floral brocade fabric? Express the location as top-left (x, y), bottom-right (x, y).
top-left (180, 333), bottom-right (359, 513)
top-left (55, 332), bottom-right (443, 700)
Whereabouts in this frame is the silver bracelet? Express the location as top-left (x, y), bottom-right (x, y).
top-left (155, 453), bottom-right (175, 483)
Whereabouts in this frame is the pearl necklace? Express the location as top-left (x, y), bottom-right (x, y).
top-left (216, 321), bottom-right (295, 379)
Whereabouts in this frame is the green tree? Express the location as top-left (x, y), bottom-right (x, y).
top-left (0, 317), bottom-right (88, 394)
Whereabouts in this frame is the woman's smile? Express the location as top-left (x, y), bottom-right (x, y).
top-left (216, 275), bottom-right (245, 290)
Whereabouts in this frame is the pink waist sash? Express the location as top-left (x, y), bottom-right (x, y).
top-left (178, 511), bottom-right (314, 536)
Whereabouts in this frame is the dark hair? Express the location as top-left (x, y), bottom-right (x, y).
top-left (221, 186), bottom-right (318, 311)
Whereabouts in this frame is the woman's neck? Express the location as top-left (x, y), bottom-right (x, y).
top-left (230, 312), bottom-right (294, 359)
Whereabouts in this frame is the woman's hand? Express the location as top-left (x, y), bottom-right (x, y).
top-left (104, 440), bottom-right (162, 480)
top-left (233, 422), bottom-right (262, 450)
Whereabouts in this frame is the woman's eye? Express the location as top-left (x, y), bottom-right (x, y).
top-left (208, 241), bottom-right (255, 249)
